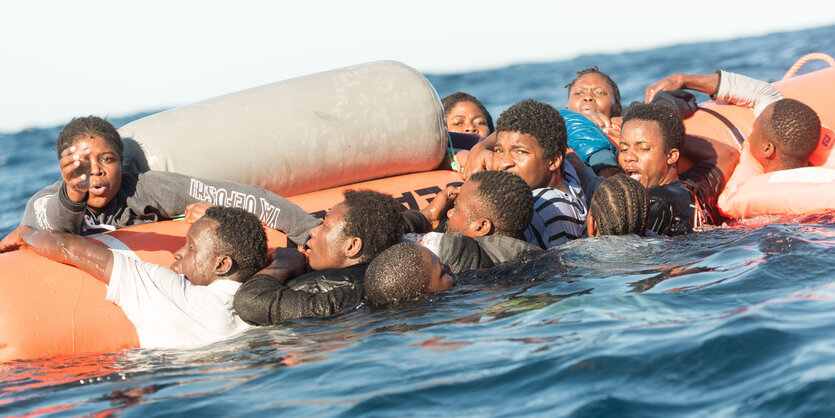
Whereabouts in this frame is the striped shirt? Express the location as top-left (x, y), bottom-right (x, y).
top-left (524, 163), bottom-right (588, 248)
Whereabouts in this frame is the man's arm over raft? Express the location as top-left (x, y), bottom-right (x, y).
top-left (0, 225), bottom-right (113, 283)
top-left (645, 71), bottom-right (782, 117)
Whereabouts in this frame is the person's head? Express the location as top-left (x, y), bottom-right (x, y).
top-left (446, 170), bottom-right (533, 239)
top-left (618, 103), bottom-right (684, 189)
top-left (587, 174), bottom-right (649, 237)
top-left (305, 190), bottom-right (405, 271)
top-left (442, 92), bottom-right (494, 138)
top-left (565, 66), bottom-right (622, 118)
top-left (749, 98), bottom-right (821, 172)
top-left (493, 99), bottom-right (568, 189)
top-left (56, 116), bottom-right (124, 212)
top-left (171, 206), bottom-right (268, 285)
top-left (364, 243), bottom-right (456, 307)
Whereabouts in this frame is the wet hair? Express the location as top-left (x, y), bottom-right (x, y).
top-left (496, 99), bottom-right (567, 160)
top-left (565, 66), bottom-right (622, 117)
top-left (766, 98), bottom-right (821, 166)
top-left (588, 174), bottom-right (649, 236)
top-left (365, 243), bottom-right (433, 307)
top-left (55, 116), bottom-right (123, 161)
top-left (442, 92), bottom-right (495, 133)
top-left (203, 206), bottom-right (268, 276)
top-left (469, 170), bottom-right (533, 239)
top-left (342, 190), bottom-right (406, 263)
top-left (622, 103), bottom-right (684, 152)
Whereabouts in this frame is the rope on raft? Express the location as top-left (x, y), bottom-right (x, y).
top-left (783, 53), bottom-right (835, 80)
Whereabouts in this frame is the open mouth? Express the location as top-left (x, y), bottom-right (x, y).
top-left (88, 180), bottom-right (109, 196)
top-left (624, 169), bottom-right (642, 182)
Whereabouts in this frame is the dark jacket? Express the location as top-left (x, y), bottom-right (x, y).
top-left (233, 263), bottom-right (367, 326)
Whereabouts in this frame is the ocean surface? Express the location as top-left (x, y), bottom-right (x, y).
top-left (2, 25), bottom-right (835, 416)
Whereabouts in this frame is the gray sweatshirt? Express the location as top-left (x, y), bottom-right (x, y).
top-left (20, 171), bottom-right (321, 245)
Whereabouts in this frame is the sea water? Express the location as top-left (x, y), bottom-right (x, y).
top-left (1, 25), bottom-right (835, 417)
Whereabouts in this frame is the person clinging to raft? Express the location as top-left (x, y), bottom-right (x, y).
top-left (0, 206), bottom-right (266, 349)
top-left (1, 116), bottom-right (319, 245)
top-left (463, 99), bottom-right (589, 248)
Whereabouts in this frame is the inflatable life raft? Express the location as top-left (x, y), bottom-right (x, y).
top-left (674, 54), bottom-right (835, 219)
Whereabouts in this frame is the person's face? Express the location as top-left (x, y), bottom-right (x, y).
top-left (618, 120), bottom-right (678, 189)
top-left (72, 135), bottom-right (122, 212)
top-left (493, 131), bottom-right (560, 190)
top-left (446, 180), bottom-right (485, 237)
top-left (567, 73), bottom-right (620, 118)
top-left (419, 246), bottom-right (456, 293)
top-left (306, 203), bottom-right (349, 271)
top-left (171, 218), bottom-right (222, 286)
top-left (446, 101), bottom-right (490, 138)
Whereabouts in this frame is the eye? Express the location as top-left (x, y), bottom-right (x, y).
top-left (494, 148), bottom-right (504, 154)
top-left (100, 157), bottom-right (114, 164)
top-left (514, 149), bottom-right (528, 155)
top-left (594, 89), bottom-right (608, 96)
top-left (474, 119), bottom-right (485, 126)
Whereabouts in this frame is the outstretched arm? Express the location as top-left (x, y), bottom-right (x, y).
top-left (646, 71), bottom-right (781, 117)
top-left (0, 226), bottom-right (113, 283)
top-left (645, 73), bottom-right (719, 103)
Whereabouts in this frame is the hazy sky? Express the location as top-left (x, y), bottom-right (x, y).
top-left (1, 0), bottom-right (832, 132)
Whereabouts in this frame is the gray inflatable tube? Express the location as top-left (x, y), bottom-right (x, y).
top-left (118, 61), bottom-right (447, 196)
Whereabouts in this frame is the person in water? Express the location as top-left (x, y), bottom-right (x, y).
top-left (232, 190), bottom-right (405, 326)
top-left (565, 67), bottom-right (623, 178)
top-left (566, 67), bottom-right (622, 133)
top-left (463, 99), bottom-right (588, 248)
top-left (364, 242), bottom-right (457, 307)
top-left (644, 70), bottom-right (822, 218)
top-left (401, 170), bottom-right (541, 273)
top-left (0, 206), bottom-right (266, 349)
top-left (618, 103), bottom-right (738, 235)
top-left (442, 92), bottom-right (494, 138)
top-left (7, 116), bottom-right (320, 245)
top-left (586, 174), bottom-right (649, 237)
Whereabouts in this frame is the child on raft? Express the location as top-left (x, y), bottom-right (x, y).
top-left (0, 116), bottom-right (320, 246)
top-left (442, 92), bottom-right (494, 138)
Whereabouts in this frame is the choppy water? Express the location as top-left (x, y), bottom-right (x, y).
top-left (2, 25), bottom-right (835, 416)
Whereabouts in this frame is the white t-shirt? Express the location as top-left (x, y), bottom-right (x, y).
top-left (106, 251), bottom-right (251, 349)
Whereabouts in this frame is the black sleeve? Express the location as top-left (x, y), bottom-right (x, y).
top-left (680, 161), bottom-right (727, 225)
top-left (440, 234), bottom-right (495, 274)
top-left (403, 210), bottom-right (433, 234)
top-left (233, 269), bottom-right (365, 326)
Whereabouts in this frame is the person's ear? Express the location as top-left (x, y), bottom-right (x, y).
top-left (214, 255), bottom-right (233, 275)
top-left (587, 213), bottom-right (599, 237)
top-left (612, 103), bottom-right (623, 118)
top-left (762, 141), bottom-right (776, 159)
top-left (472, 218), bottom-right (493, 237)
top-left (666, 148), bottom-right (680, 165)
top-left (548, 153), bottom-right (564, 172)
top-left (343, 236), bottom-right (363, 259)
